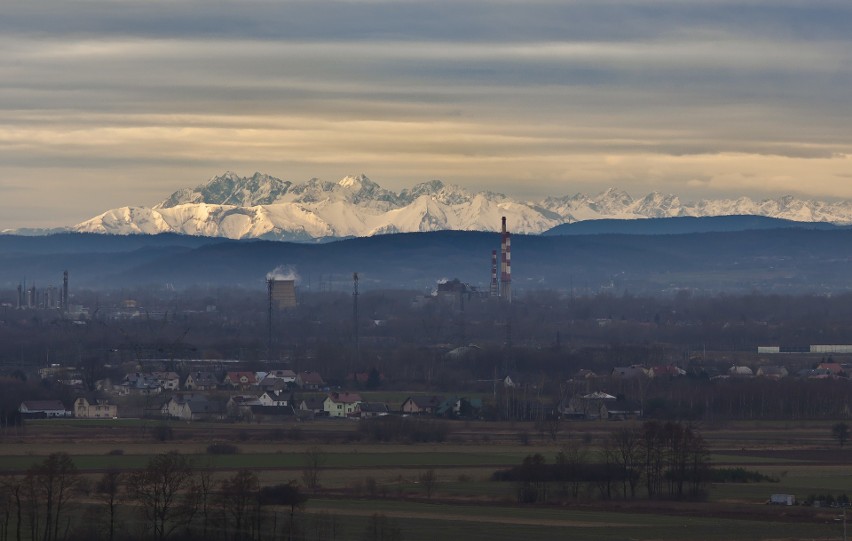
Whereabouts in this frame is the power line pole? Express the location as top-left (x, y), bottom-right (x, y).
top-left (353, 272), bottom-right (360, 366)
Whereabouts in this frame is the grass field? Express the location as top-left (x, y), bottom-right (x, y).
top-left (4, 418), bottom-right (852, 540)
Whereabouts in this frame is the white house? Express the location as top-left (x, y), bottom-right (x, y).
top-left (19, 400), bottom-right (70, 418)
top-left (74, 397), bottom-right (118, 419)
top-left (323, 392), bottom-right (362, 418)
top-left (259, 390), bottom-right (289, 407)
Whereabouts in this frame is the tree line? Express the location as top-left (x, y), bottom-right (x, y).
top-left (494, 421), bottom-right (710, 503)
top-left (0, 451), bottom-right (373, 541)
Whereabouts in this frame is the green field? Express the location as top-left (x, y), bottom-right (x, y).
top-left (5, 418), bottom-right (852, 540)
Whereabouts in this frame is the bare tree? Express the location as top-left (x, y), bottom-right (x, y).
top-left (418, 469), bottom-right (437, 500)
top-left (611, 428), bottom-right (643, 499)
top-left (833, 422), bottom-right (850, 448)
top-left (301, 447), bottom-right (326, 490)
top-left (361, 513), bottom-right (402, 541)
top-left (220, 470), bottom-right (259, 541)
top-left (25, 452), bottom-right (78, 541)
top-left (0, 476), bottom-right (19, 541)
top-left (95, 470), bottom-right (122, 541)
top-left (555, 441), bottom-right (588, 499)
top-left (258, 482), bottom-right (307, 541)
top-left (126, 452), bottom-right (195, 541)
top-left (194, 465), bottom-right (214, 540)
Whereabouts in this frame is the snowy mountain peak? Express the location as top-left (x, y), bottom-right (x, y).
top-left (156, 171), bottom-right (292, 209)
top-left (70, 172), bottom-right (852, 241)
top-left (338, 174), bottom-right (371, 188)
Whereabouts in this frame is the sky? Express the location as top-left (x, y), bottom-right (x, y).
top-left (1, 0), bottom-right (851, 229)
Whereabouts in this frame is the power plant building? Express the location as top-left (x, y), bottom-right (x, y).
top-left (268, 279), bottom-right (297, 309)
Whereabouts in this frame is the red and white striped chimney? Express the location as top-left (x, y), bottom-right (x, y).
top-left (490, 250), bottom-right (499, 297)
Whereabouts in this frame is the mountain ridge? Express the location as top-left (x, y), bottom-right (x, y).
top-left (45, 172), bottom-right (852, 240)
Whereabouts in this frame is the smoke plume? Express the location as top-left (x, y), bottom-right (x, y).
top-left (266, 265), bottom-right (300, 283)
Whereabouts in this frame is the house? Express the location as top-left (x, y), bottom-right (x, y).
top-left (728, 365), bottom-right (754, 377)
top-left (606, 399), bottom-right (643, 420)
top-left (401, 396), bottom-right (443, 415)
top-left (259, 390), bottom-right (290, 407)
top-left (226, 395), bottom-right (263, 421)
top-left (296, 371), bottom-right (325, 390)
top-left (323, 392), bottom-right (362, 418)
top-left (650, 365), bottom-right (686, 379)
top-left (298, 397), bottom-right (326, 414)
top-left (73, 397), bottom-right (118, 419)
top-left (151, 371), bottom-right (181, 391)
top-left (756, 366), bottom-right (788, 380)
top-left (258, 377), bottom-right (289, 393)
top-left (162, 394), bottom-right (224, 421)
top-left (263, 369), bottom-right (297, 384)
top-left (19, 400), bottom-right (70, 418)
top-left (120, 373), bottom-right (162, 395)
top-left (559, 392), bottom-right (617, 420)
top-left (611, 366), bottom-right (649, 379)
top-left (436, 397), bottom-right (483, 418)
top-left (184, 371), bottom-right (220, 391)
top-left (224, 371), bottom-right (258, 391)
top-left (817, 363), bottom-right (845, 377)
top-left (356, 402), bottom-right (390, 418)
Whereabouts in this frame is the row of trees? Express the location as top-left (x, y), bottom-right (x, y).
top-left (0, 452), bottom-right (311, 541)
top-left (497, 421), bottom-right (710, 503)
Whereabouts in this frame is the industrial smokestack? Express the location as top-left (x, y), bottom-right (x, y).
top-left (490, 250), bottom-right (499, 297)
top-left (500, 216), bottom-right (512, 302)
top-left (62, 270), bottom-right (69, 312)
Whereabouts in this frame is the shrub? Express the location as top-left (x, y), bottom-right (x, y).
top-left (106, 448), bottom-right (124, 456)
top-left (710, 467), bottom-right (778, 483)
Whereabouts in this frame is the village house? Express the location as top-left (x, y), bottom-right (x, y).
top-left (817, 362), bottom-right (846, 377)
top-left (19, 400), bottom-right (70, 418)
top-left (151, 371), bottom-right (181, 391)
top-left (559, 391), bottom-right (617, 420)
top-left (298, 397), bottom-right (326, 415)
top-left (224, 371), bottom-right (258, 391)
top-left (257, 377), bottom-right (289, 393)
top-left (259, 390), bottom-right (290, 407)
top-left (226, 395), bottom-right (263, 421)
top-left (262, 369), bottom-right (297, 384)
top-left (435, 397), bottom-right (484, 418)
top-left (401, 395), bottom-right (443, 415)
top-left (756, 365), bottom-right (788, 380)
top-left (120, 373), bottom-right (162, 395)
top-left (296, 371), bottom-right (325, 390)
top-left (611, 366), bottom-right (649, 380)
top-left (162, 394), bottom-right (223, 421)
top-left (650, 365), bottom-right (687, 379)
top-left (184, 371), bottom-right (220, 391)
top-left (73, 397), bottom-right (118, 419)
top-left (728, 365), bottom-right (755, 377)
top-left (356, 402), bottom-right (390, 418)
top-left (323, 392), bottom-right (362, 418)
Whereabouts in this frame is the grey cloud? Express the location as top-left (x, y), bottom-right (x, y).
top-left (1, 0), bottom-right (852, 228)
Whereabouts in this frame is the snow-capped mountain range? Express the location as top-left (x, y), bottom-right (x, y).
top-left (68, 171), bottom-right (852, 241)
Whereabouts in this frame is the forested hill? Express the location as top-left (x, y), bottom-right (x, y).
top-left (2, 228), bottom-right (852, 294)
top-left (542, 215), bottom-right (843, 236)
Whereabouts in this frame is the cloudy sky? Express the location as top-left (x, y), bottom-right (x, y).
top-left (1, 0), bottom-right (851, 228)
